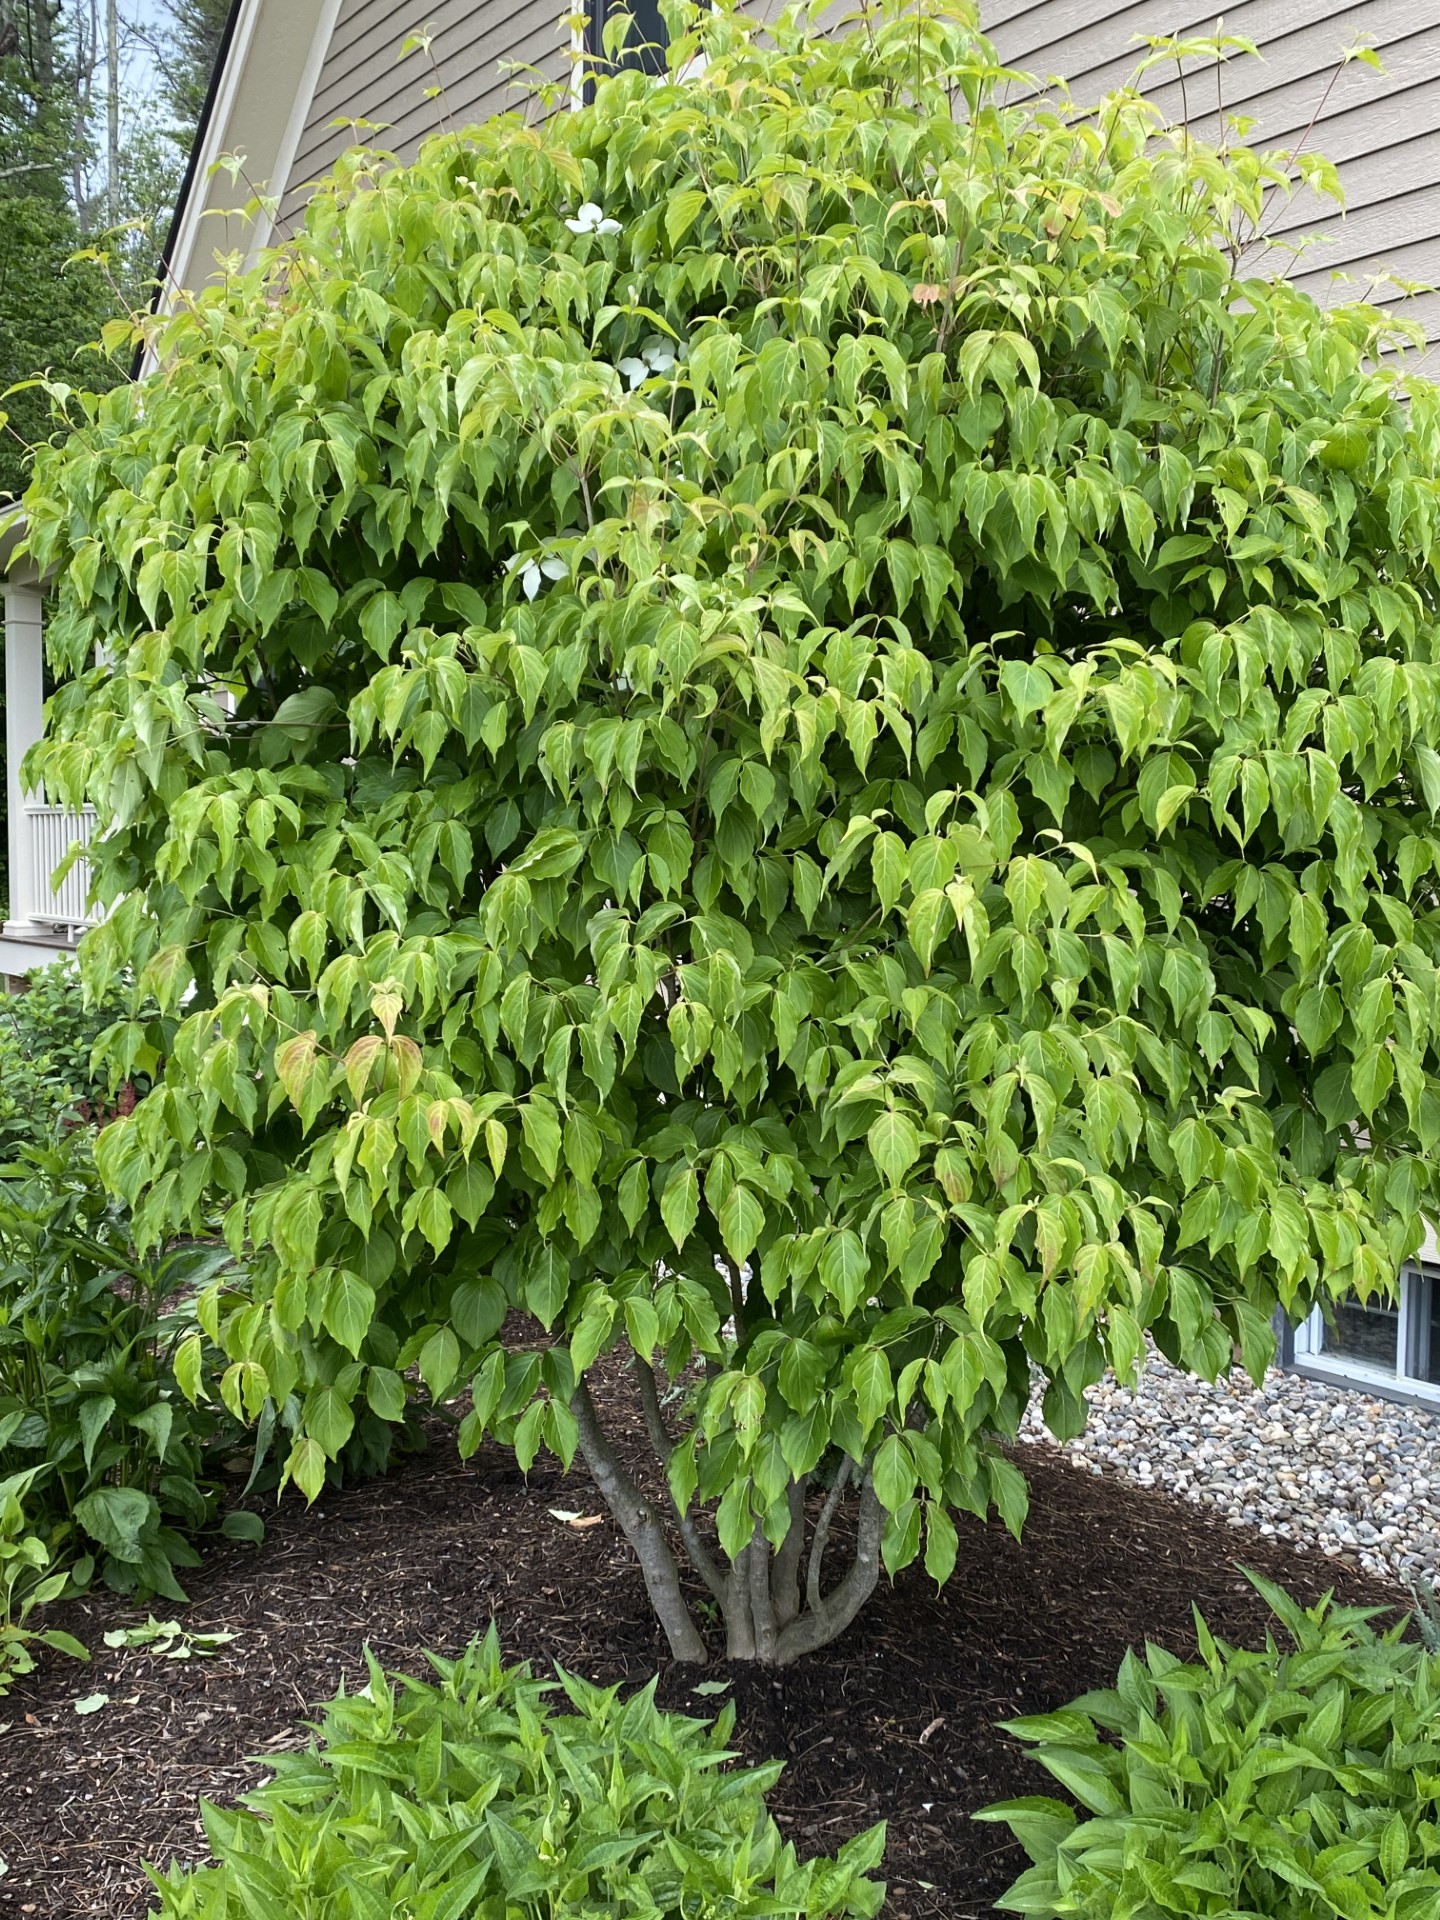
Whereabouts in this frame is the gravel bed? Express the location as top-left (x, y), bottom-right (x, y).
top-left (1017, 1349), bottom-right (1440, 1592)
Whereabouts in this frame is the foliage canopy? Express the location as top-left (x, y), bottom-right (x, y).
top-left (19, 1), bottom-right (1440, 1660)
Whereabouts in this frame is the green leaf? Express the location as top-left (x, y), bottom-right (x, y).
top-left (1000, 658), bottom-right (1051, 719)
top-left (286, 1436), bottom-right (327, 1502)
top-left (74, 1487), bottom-right (156, 1564)
top-left (77, 1394), bottom-right (116, 1471)
top-left (451, 1276), bottom-right (507, 1348)
top-left (322, 1271), bottom-right (376, 1356)
top-left (306, 1383), bottom-right (357, 1454)
top-left (851, 1346), bottom-right (893, 1431)
top-left (618, 1159), bottom-right (649, 1232)
top-left (173, 1334), bottom-right (207, 1405)
top-left (872, 832), bottom-right (908, 915)
top-left (873, 1432), bottom-right (917, 1509)
top-left (366, 1366), bottom-right (408, 1421)
top-left (820, 1230), bottom-right (869, 1314)
top-left (868, 1109), bottom-right (921, 1186)
top-left (221, 1510), bottom-right (265, 1545)
top-left (924, 1503), bottom-right (958, 1585)
top-left (525, 1244), bottom-right (569, 1330)
top-left (519, 1099), bottom-right (562, 1181)
top-left (718, 1184), bottom-right (765, 1266)
top-left (660, 1164), bottom-right (700, 1251)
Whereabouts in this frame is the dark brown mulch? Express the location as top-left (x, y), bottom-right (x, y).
top-left (0, 1378), bottom-right (1411, 1920)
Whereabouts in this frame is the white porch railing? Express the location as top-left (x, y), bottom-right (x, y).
top-left (24, 805), bottom-right (97, 930)
top-left (4, 567), bottom-right (103, 956)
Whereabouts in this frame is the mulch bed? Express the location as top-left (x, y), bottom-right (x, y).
top-left (0, 1366), bottom-right (1412, 1920)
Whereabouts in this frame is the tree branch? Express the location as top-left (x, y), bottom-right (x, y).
top-left (570, 1375), bottom-right (708, 1663)
top-left (748, 1527), bottom-right (778, 1663)
top-left (770, 1473), bottom-right (809, 1628)
top-left (719, 1256), bottom-right (747, 1342)
top-left (778, 1467), bottom-right (884, 1664)
top-left (805, 1453), bottom-right (852, 1617)
top-left (630, 1355), bottom-right (728, 1604)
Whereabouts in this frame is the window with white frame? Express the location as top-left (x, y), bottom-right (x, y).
top-left (1292, 1260), bottom-right (1440, 1404)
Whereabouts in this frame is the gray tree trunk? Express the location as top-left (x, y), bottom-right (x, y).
top-left (581, 1358), bottom-right (885, 1668)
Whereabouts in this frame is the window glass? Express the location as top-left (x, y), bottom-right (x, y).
top-left (588, 0), bottom-right (668, 76)
top-left (1418, 1272), bottom-right (1440, 1385)
top-left (1320, 1293), bottom-right (1399, 1376)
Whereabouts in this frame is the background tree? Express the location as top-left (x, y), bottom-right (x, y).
top-left (22, 1), bottom-right (1440, 1666)
top-left (149, 0), bottom-right (228, 131)
top-left (2, 0), bottom-right (227, 915)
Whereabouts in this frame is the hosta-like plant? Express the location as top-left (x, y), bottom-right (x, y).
top-left (977, 1575), bottom-right (1440, 1919)
top-left (17, 0), bottom-right (1440, 1660)
top-left (143, 1629), bottom-right (885, 1917)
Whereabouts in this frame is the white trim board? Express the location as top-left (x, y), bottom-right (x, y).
top-left (255, 0), bottom-right (347, 259)
top-left (151, 0), bottom-right (341, 362)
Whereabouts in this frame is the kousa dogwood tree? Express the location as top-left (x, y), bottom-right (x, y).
top-left (20, 1), bottom-right (1440, 1664)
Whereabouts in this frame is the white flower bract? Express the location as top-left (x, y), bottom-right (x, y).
top-left (564, 202), bottom-right (622, 236)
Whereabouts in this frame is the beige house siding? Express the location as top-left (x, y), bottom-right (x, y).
top-left (278, 0), bottom-right (571, 227)
top-left (984, 0), bottom-right (1440, 352)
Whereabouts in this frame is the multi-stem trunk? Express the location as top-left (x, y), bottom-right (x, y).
top-left (570, 1360), bottom-right (885, 1668)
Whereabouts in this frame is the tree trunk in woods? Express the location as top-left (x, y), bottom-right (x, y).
top-left (105, 0), bottom-right (118, 227)
top-left (571, 1359), bottom-right (885, 1668)
top-left (31, 0), bottom-right (57, 91)
top-left (0, 0), bottom-right (61, 91)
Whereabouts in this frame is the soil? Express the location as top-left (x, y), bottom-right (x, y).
top-left (0, 1366), bottom-right (1411, 1920)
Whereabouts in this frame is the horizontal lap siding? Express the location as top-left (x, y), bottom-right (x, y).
top-left (279, 0), bottom-right (570, 224)
top-left (983, 0), bottom-right (1440, 347)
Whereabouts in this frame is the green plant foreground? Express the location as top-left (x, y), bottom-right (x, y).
top-left (18, 0), bottom-right (1440, 1660)
top-left (0, 961), bottom-right (134, 1155)
top-left (144, 1627), bottom-right (885, 1918)
top-left (979, 1575), bottom-right (1440, 1920)
top-left (0, 1133), bottom-right (255, 1605)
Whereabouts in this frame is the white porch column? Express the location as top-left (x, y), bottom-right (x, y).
top-left (3, 570), bottom-right (44, 934)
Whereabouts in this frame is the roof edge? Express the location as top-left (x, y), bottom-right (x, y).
top-left (149, 0), bottom-right (247, 325)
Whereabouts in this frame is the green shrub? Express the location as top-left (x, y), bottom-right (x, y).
top-left (0, 1132), bottom-right (253, 1600)
top-left (143, 1629), bottom-right (886, 1917)
top-left (27, 0), bottom-right (1440, 1665)
top-left (0, 1466), bottom-right (88, 1698)
top-left (0, 959), bottom-right (144, 1153)
top-left (977, 1573), bottom-right (1440, 1919)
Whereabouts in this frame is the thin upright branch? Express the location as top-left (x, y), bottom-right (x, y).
top-left (770, 1473), bottom-right (809, 1628)
top-left (779, 1466), bottom-right (884, 1664)
top-left (631, 1354), bottom-right (728, 1604)
top-left (720, 1256), bottom-right (747, 1342)
top-left (804, 1453), bottom-right (852, 1617)
top-left (748, 1527), bottom-right (779, 1664)
top-left (570, 1374), bottom-right (707, 1663)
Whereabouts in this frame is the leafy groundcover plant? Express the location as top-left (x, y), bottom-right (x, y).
top-left (143, 1626), bottom-right (885, 1917)
top-left (0, 1132), bottom-right (254, 1600)
top-left (0, 1467), bottom-right (89, 1698)
top-left (977, 1574), bottom-right (1440, 1919)
top-left (21, 0), bottom-right (1440, 1663)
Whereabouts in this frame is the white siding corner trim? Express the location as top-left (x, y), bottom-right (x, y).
top-left (157, 0), bottom-right (340, 319)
